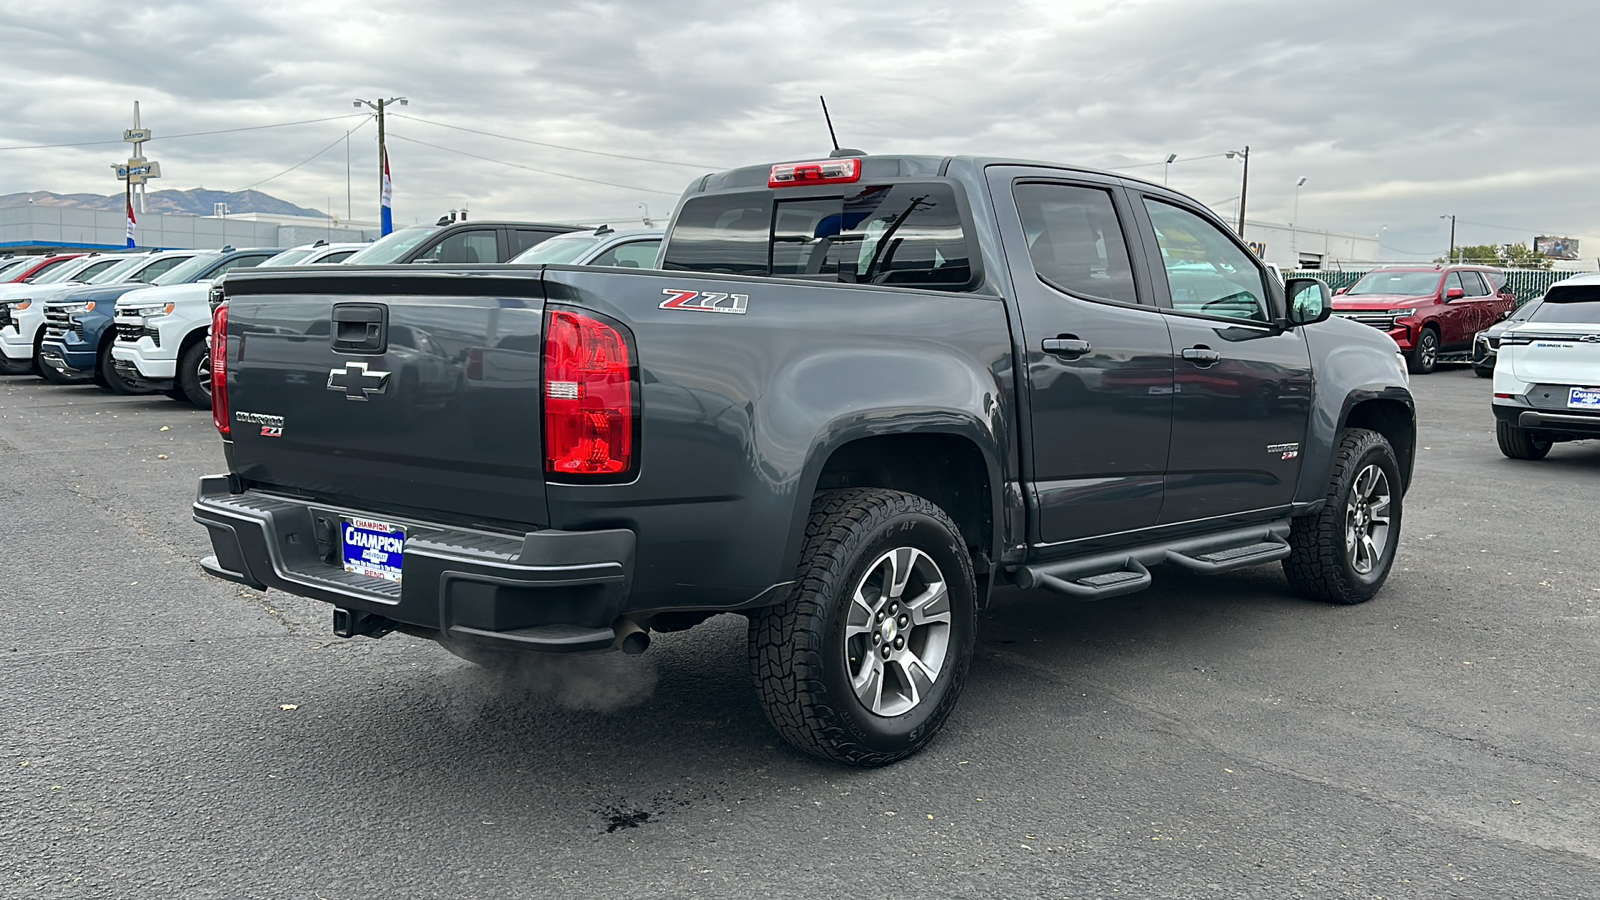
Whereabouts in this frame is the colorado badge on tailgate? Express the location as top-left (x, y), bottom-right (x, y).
top-left (341, 518), bottom-right (406, 583)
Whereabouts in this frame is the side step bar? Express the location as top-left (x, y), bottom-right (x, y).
top-left (1012, 521), bottom-right (1292, 601)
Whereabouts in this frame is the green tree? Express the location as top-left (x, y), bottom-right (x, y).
top-left (1433, 243), bottom-right (1552, 270)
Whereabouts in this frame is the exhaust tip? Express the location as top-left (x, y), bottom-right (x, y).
top-left (613, 618), bottom-right (650, 655)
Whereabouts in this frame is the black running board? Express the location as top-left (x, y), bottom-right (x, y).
top-left (1012, 521), bottom-right (1292, 601)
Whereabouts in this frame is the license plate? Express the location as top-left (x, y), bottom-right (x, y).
top-left (341, 518), bottom-right (406, 583)
top-left (1569, 387), bottom-right (1600, 410)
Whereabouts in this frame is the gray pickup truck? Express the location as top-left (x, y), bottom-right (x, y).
top-left (195, 153), bottom-right (1415, 765)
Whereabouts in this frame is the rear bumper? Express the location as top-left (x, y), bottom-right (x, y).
top-left (193, 475), bottom-right (637, 653)
top-left (1493, 401), bottom-right (1600, 437)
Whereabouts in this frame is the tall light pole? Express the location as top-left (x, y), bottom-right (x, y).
top-left (1291, 176), bottom-right (1307, 258)
top-left (1440, 214), bottom-right (1457, 262)
top-left (1226, 146), bottom-right (1250, 238)
top-left (1163, 153), bottom-right (1177, 186)
top-left (354, 96), bottom-right (408, 234)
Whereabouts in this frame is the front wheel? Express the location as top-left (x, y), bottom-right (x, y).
top-left (748, 489), bottom-right (977, 766)
top-left (1406, 328), bottom-right (1439, 374)
top-left (1496, 420), bottom-right (1552, 460)
top-left (100, 340), bottom-right (151, 395)
top-left (1283, 428), bottom-right (1403, 604)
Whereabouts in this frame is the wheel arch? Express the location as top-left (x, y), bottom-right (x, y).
top-left (1341, 394), bottom-right (1416, 492)
top-left (784, 421), bottom-right (1003, 608)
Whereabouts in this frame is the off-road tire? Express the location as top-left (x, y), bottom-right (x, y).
top-left (1406, 327), bottom-right (1439, 374)
top-left (1496, 420), bottom-right (1552, 460)
top-left (1284, 428), bottom-right (1402, 605)
top-left (176, 340), bottom-right (211, 409)
top-left (748, 488), bottom-right (977, 767)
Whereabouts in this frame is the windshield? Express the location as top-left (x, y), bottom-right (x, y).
top-left (0, 260), bottom-right (32, 280)
top-left (152, 254), bottom-right (221, 286)
top-left (510, 233), bottom-right (603, 265)
top-left (33, 258), bottom-right (99, 285)
top-left (1528, 285), bottom-right (1600, 324)
top-left (86, 255), bottom-right (149, 285)
top-left (343, 226), bottom-right (441, 265)
top-left (258, 248), bottom-right (315, 268)
top-left (1346, 270), bottom-right (1442, 296)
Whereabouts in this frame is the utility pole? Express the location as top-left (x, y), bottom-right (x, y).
top-left (1163, 153), bottom-right (1177, 186)
top-left (353, 96), bottom-right (408, 233)
top-left (1291, 176), bottom-right (1307, 258)
top-left (1440, 214), bottom-right (1457, 261)
top-left (1226, 146), bottom-right (1251, 238)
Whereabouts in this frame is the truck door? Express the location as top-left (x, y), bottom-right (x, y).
top-left (986, 168), bottom-right (1174, 546)
top-left (1125, 190), bottom-right (1314, 524)
top-left (1458, 270), bottom-right (1495, 339)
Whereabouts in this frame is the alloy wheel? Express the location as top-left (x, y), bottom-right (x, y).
top-left (1345, 463), bottom-right (1392, 575)
top-left (843, 547), bottom-right (952, 717)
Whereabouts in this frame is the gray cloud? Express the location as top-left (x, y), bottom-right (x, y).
top-left (1, 0), bottom-right (1596, 256)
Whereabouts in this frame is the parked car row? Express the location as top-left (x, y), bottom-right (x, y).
top-left (0, 222), bottom-right (665, 409)
top-left (1488, 272), bottom-right (1600, 460)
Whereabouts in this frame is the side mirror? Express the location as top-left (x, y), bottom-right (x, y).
top-left (1285, 277), bottom-right (1333, 327)
top-left (1445, 287), bottom-right (1465, 300)
top-left (1334, 286), bottom-right (1348, 295)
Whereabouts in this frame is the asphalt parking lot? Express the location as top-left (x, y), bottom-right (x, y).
top-left (2, 366), bottom-right (1598, 899)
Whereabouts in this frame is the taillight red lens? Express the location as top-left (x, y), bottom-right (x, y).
top-left (211, 303), bottom-right (230, 435)
top-left (769, 157), bottom-right (861, 187)
top-left (543, 309), bottom-right (635, 478)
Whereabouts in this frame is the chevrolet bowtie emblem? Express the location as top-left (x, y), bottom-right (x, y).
top-left (326, 361), bottom-right (391, 401)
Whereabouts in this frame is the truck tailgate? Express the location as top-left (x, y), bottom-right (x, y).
top-left (221, 272), bottom-right (549, 529)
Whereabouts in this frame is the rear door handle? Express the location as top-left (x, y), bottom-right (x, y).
top-left (1042, 337), bottom-right (1091, 357)
top-left (1181, 346), bottom-right (1221, 366)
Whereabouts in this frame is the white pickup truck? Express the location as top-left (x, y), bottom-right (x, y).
top-left (111, 242), bottom-right (361, 407)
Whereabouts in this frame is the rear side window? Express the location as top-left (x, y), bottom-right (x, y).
top-left (662, 182), bottom-right (976, 291)
top-left (419, 229), bottom-right (499, 264)
top-left (1463, 271), bottom-right (1490, 296)
top-left (1013, 182), bottom-right (1137, 304)
top-left (1528, 285), bottom-right (1600, 323)
top-left (591, 240), bottom-right (660, 268)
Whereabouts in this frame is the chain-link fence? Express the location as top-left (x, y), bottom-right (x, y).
top-left (1286, 268), bottom-right (1584, 305)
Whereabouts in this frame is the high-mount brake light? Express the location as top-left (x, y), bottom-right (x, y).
top-left (211, 303), bottom-right (230, 436)
top-left (543, 309), bottom-right (635, 478)
top-left (768, 158), bottom-right (861, 188)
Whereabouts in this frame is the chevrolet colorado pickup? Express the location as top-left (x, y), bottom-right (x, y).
top-left (195, 154), bottom-right (1415, 765)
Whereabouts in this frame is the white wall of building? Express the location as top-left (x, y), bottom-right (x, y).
top-left (0, 206), bottom-right (377, 252)
top-left (1241, 220), bottom-right (1382, 270)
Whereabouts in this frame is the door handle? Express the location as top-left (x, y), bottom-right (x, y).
top-left (331, 303), bottom-right (388, 353)
top-left (1043, 337), bottom-right (1091, 357)
top-left (1181, 346), bottom-right (1221, 366)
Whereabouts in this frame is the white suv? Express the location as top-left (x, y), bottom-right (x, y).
top-left (111, 242), bottom-right (362, 408)
top-left (1491, 272), bottom-right (1600, 459)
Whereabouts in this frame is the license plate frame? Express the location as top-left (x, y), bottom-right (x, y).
top-left (1568, 387), bottom-right (1600, 411)
top-left (340, 518), bottom-right (407, 583)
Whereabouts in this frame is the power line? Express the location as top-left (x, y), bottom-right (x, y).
top-left (384, 132), bottom-right (683, 196)
top-left (0, 113), bottom-right (371, 152)
top-left (235, 116), bottom-right (373, 192)
top-left (1458, 219), bottom-right (1598, 240)
top-left (388, 113), bottom-right (717, 170)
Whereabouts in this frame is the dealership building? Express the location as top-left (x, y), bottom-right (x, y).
top-left (0, 206), bottom-right (379, 254)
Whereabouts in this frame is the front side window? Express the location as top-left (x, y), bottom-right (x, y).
top-left (1013, 182), bottom-right (1137, 304)
top-left (1143, 199), bottom-right (1269, 322)
top-left (78, 258), bottom-right (135, 284)
top-left (417, 229), bottom-right (499, 264)
top-left (590, 240), bottom-right (660, 268)
top-left (510, 234), bottom-right (601, 265)
top-left (33, 258), bottom-right (101, 285)
top-left (663, 182), bottom-right (975, 291)
top-left (153, 254), bottom-right (222, 286)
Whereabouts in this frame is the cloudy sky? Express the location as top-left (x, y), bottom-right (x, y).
top-left (1, 0), bottom-right (1595, 260)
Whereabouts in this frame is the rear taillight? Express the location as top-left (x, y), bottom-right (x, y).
top-left (543, 309), bottom-right (635, 478)
top-left (211, 303), bottom-right (230, 436)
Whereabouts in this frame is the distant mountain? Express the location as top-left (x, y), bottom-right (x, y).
top-left (0, 188), bottom-right (326, 218)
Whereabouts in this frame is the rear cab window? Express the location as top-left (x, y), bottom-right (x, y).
top-left (662, 173), bottom-right (980, 292)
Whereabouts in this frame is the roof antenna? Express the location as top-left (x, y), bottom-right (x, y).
top-left (818, 96), bottom-right (866, 159)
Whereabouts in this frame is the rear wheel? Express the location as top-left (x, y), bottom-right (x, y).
top-left (1284, 428), bottom-right (1402, 605)
top-left (1496, 420), bottom-right (1552, 460)
top-left (176, 340), bottom-right (212, 409)
top-left (748, 488), bottom-right (977, 766)
top-left (1406, 327), bottom-right (1439, 374)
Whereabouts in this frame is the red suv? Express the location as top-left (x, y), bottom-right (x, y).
top-left (1332, 265), bottom-right (1515, 374)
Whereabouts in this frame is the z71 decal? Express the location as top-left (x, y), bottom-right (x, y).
top-left (660, 288), bottom-right (749, 315)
